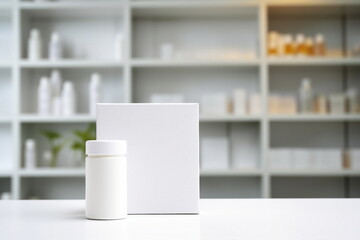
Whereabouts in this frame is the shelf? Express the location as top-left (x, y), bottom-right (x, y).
top-left (19, 2), bottom-right (123, 18)
top-left (0, 62), bottom-right (12, 68)
top-left (200, 115), bottom-right (261, 122)
top-left (20, 115), bottom-right (96, 123)
top-left (0, 3), bottom-right (11, 10)
top-left (270, 169), bottom-right (360, 177)
top-left (0, 170), bottom-right (13, 178)
top-left (0, 116), bottom-right (12, 123)
top-left (131, 59), bottom-right (260, 68)
top-left (131, 1), bottom-right (259, 18)
top-left (200, 169), bottom-right (262, 177)
top-left (269, 114), bottom-right (360, 122)
top-left (19, 168), bottom-right (85, 177)
top-left (267, 57), bottom-right (360, 66)
top-left (131, 0), bottom-right (259, 8)
top-left (21, 115), bottom-right (261, 123)
top-left (267, 1), bottom-right (360, 7)
top-left (20, 60), bottom-right (123, 69)
top-left (19, 2), bottom-right (123, 10)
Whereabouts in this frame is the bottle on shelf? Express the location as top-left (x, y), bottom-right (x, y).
top-left (61, 81), bottom-right (76, 116)
top-left (24, 139), bottom-right (36, 169)
top-left (305, 37), bottom-right (315, 56)
top-left (295, 34), bottom-right (306, 57)
top-left (28, 29), bottom-right (42, 61)
top-left (347, 89), bottom-right (359, 113)
top-left (329, 94), bottom-right (346, 114)
top-left (298, 78), bottom-right (314, 114)
top-left (268, 31), bottom-right (279, 56)
top-left (314, 33), bottom-right (326, 57)
top-left (38, 77), bottom-right (51, 115)
top-left (283, 34), bottom-right (295, 56)
top-left (314, 95), bottom-right (328, 114)
top-left (48, 32), bottom-right (63, 61)
top-left (89, 73), bottom-right (102, 116)
top-left (50, 70), bottom-right (62, 98)
top-left (114, 33), bottom-right (123, 61)
top-left (50, 70), bottom-right (62, 115)
top-left (160, 43), bottom-right (174, 60)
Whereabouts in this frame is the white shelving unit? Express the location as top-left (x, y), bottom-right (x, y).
top-left (0, 0), bottom-right (360, 200)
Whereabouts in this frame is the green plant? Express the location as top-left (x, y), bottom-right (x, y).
top-left (71, 123), bottom-right (96, 158)
top-left (41, 130), bottom-right (64, 168)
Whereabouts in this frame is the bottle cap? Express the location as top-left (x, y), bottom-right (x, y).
top-left (91, 73), bottom-right (101, 83)
top-left (315, 34), bottom-right (324, 43)
top-left (296, 34), bottom-right (305, 43)
top-left (26, 139), bottom-right (36, 148)
top-left (302, 78), bottom-right (311, 89)
top-left (63, 81), bottom-right (74, 91)
top-left (30, 29), bottom-right (40, 38)
top-left (39, 77), bottom-right (50, 87)
top-left (51, 32), bottom-right (60, 41)
top-left (86, 140), bottom-right (127, 156)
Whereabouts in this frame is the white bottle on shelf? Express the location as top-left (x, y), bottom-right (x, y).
top-left (28, 29), bottom-right (42, 61)
top-left (50, 70), bottom-right (62, 98)
top-left (37, 77), bottom-right (51, 115)
top-left (50, 70), bottom-right (63, 115)
top-left (52, 97), bottom-right (62, 116)
top-left (299, 78), bottom-right (313, 114)
top-left (24, 139), bottom-right (36, 169)
top-left (89, 73), bottom-right (102, 116)
top-left (160, 43), bottom-right (174, 60)
top-left (49, 32), bottom-right (63, 61)
top-left (61, 81), bottom-right (76, 116)
top-left (114, 33), bottom-right (123, 61)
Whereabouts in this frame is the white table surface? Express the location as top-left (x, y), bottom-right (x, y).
top-left (0, 199), bottom-right (359, 240)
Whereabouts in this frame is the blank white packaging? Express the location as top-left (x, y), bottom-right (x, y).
top-left (349, 149), bottom-right (360, 169)
top-left (249, 94), bottom-right (262, 115)
top-left (201, 137), bottom-right (229, 170)
top-left (233, 89), bottom-right (247, 115)
top-left (97, 104), bottom-right (199, 214)
top-left (160, 43), bottom-right (174, 60)
top-left (201, 93), bottom-right (228, 115)
top-left (270, 149), bottom-right (292, 169)
top-left (314, 149), bottom-right (342, 169)
top-left (293, 149), bottom-right (314, 169)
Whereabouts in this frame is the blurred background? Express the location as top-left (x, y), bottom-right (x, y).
top-left (0, 0), bottom-right (360, 200)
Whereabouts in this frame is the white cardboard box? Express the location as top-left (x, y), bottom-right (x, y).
top-left (270, 149), bottom-right (292, 169)
top-left (350, 149), bottom-right (360, 169)
top-left (201, 93), bottom-right (228, 115)
top-left (201, 137), bottom-right (229, 170)
top-left (314, 149), bottom-right (342, 170)
top-left (97, 103), bottom-right (199, 214)
top-left (293, 149), bottom-right (314, 169)
top-left (233, 89), bottom-right (247, 115)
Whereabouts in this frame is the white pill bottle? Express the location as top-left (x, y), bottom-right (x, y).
top-left (86, 140), bottom-right (127, 220)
